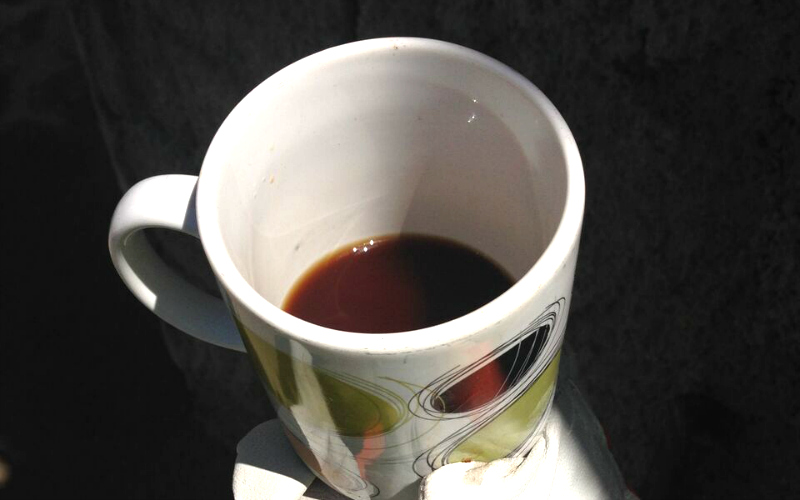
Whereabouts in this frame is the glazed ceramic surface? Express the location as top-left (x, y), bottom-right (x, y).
top-left (109, 38), bottom-right (584, 500)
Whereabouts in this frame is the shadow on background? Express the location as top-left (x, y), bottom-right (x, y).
top-left (0, 3), bottom-right (234, 498)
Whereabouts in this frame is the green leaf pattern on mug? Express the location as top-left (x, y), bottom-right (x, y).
top-left (449, 351), bottom-right (559, 463)
top-left (236, 318), bottom-right (406, 437)
top-left (410, 299), bottom-right (566, 476)
top-left (233, 298), bottom-right (565, 498)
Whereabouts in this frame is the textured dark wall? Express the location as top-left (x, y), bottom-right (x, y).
top-left (1, 1), bottom-right (798, 499)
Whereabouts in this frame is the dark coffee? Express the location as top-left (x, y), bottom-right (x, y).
top-left (283, 234), bottom-right (514, 333)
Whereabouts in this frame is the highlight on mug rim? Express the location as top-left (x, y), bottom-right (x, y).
top-left (195, 37), bottom-right (585, 354)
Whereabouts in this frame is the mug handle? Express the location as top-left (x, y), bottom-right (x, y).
top-left (108, 174), bottom-right (245, 352)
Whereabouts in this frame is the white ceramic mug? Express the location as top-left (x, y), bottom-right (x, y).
top-left (109, 38), bottom-right (584, 500)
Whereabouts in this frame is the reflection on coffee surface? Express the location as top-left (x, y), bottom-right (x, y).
top-left (283, 234), bottom-right (514, 334)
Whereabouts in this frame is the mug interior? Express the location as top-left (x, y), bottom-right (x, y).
top-left (202, 40), bottom-right (570, 321)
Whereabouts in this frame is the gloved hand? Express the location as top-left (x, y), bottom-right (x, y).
top-left (233, 381), bottom-right (636, 500)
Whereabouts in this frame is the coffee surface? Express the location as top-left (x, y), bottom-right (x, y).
top-left (283, 234), bottom-right (514, 333)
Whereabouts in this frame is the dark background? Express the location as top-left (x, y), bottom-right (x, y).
top-left (1, 1), bottom-right (798, 499)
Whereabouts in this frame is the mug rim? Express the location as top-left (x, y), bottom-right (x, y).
top-left (196, 37), bottom-right (585, 354)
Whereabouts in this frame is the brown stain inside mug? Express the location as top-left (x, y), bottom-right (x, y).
top-left (282, 234), bottom-right (514, 334)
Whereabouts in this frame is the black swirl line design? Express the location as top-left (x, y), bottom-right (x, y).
top-left (410, 298), bottom-right (567, 476)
